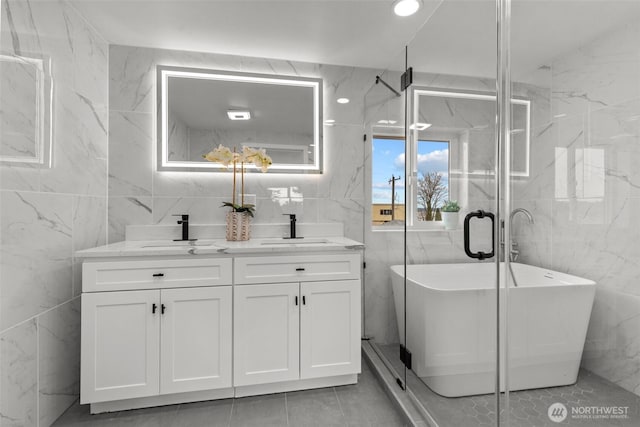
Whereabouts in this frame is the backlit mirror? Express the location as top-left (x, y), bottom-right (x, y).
top-left (157, 65), bottom-right (323, 173)
top-left (0, 53), bottom-right (53, 167)
top-left (412, 88), bottom-right (530, 177)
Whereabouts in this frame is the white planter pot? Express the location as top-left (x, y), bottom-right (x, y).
top-left (441, 211), bottom-right (459, 230)
top-left (226, 211), bottom-right (251, 241)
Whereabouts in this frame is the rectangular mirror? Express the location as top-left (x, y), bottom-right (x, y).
top-left (157, 65), bottom-right (322, 173)
top-left (0, 52), bottom-right (53, 167)
top-left (412, 88), bottom-right (531, 177)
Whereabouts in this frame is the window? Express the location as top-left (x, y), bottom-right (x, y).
top-left (372, 136), bottom-right (450, 227)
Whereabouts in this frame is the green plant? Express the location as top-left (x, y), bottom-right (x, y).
top-left (441, 200), bottom-right (460, 213)
top-left (221, 202), bottom-right (255, 217)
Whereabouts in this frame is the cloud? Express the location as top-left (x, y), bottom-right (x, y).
top-left (393, 149), bottom-right (449, 176)
top-left (417, 149), bottom-right (449, 175)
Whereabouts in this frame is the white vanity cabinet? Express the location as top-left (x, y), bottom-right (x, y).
top-left (233, 254), bottom-right (361, 388)
top-left (79, 247), bottom-right (363, 413)
top-left (81, 258), bottom-right (233, 404)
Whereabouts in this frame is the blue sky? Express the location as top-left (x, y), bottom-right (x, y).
top-left (372, 138), bottom-right (449, 204)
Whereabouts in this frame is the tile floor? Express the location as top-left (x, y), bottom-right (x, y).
top-left (53, 358), bottom-right (409, 427)
top-left (378, 343), bottom-right (640, 427)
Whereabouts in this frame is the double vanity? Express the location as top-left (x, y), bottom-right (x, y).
top-left (77, 225), bottom-right (363, 414)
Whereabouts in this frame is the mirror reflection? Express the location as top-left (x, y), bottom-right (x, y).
top-left (157, 66), bottom-right (322, 173)
top-left (0, 53), bottom-right (52, 166)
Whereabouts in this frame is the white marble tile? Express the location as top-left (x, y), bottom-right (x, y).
top-left (317, 123), bottom-right (365, 199)
top-left (0, 319), bottom-right (37, 427)
top-left (583, 286), bottom-right (640, 396)
top-left (72, 18), bottom-right (108, 107)
top-left (38, 298), bottom-right (80, 427)
top-left (109, 112), bottom-right (153, 197)
top-left (318, 198), bottom-right (364, 242)
top-left (72, 196), bottom-right (107, 296)
top-left (108, 196), bottom-right (153, 244)
top-left (39, 86), bottom-right (108, 196)
top-left (0, 191), bottom-right (73, 330)
top-left (254, 196), bottom-right (319, 225)
top-left (152, 197), bottom-right (228, 225)
top-left (552, 21), bottom-right (640, 118)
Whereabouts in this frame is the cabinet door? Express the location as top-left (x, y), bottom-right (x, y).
top-left (234, 283), bottom-right (300, 386)
top-left (300, 280), bottom-right (361, 379)
top-left (81, 290), bottom-right (160, 403)
top-left (160, 286), bottom-right (232, 394)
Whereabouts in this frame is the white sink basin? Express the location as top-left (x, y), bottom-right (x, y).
top-left (141, 240), bottom-right (217, 248)
top-left (260, 238), bottom-right (330, 245)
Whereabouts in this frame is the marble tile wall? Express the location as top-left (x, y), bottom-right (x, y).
top-left (362, 68), bottom-right (549, 345)
top-left (516, 19), bottom-right (640, 396)
top-left (108, 44), bottom-right (369, 245)
top-left (0, 0), bottom-right (108, 425)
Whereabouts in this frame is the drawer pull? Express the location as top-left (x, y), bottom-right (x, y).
top-left (152, 273), bottom-right (164, 277)
top-left (302, 295), bottom-right (306, 305)
top-left (295, 268), bottom-right (305, 272)
top-left (295, 296), bottom-right (299, 306)
top-left (161, 304), bottom-right (166, 314)
top-left (152, 303), bottom-right (157, 314)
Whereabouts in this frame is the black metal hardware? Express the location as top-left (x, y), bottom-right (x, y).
top-left (295, 267), bottom-right (305, 272)
top-left (400, 67), bottom-right (413, 91)
top-left (302, 296), bottom-right (306, 305)
top-left (375, 75), bottom-right (401, 97)
top-left (463, 210), bottom-right (495, 260)
top-left (161, 304), bottom-right (166, 314)
top-left (152, 303), bottom-right (157, 314)
top-left (396, 377), bottom-right (406, 390)
top-left (295, 296), bottom-right (299, 306)
top-left (173, 214), bottom-right (196, 241)
top-left (152, 273), bottom-right (164, 277)
top-left (283, 214), bottom-right (298, 239)
top-left (399, 344), bottom-right (412, 370)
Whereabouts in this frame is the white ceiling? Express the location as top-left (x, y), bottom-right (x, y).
top-left (70, 0), bottom-right (640, 80)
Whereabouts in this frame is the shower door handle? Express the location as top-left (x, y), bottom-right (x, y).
top-left (463, 210), bottom-right (495, 260)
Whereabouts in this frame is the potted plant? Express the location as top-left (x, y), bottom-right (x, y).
top-left (441, 200), bottom-right (460, 230)
top-left (203, 145), bottom-right (272, 241)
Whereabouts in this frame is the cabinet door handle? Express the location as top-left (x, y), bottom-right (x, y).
top-left (161, 304), bottom-right (166, 314)
top-left (152, 273), bottom-right (164, 277)
top-left (295, 267), bottom-right (305, 272)
top-left (152, 303), bottom-right (157, 314)
top-left (295, 296), bottom-right (299, 306)
top-left (302, 295), bottom-right (306, 305)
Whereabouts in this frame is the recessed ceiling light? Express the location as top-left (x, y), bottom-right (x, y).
top-left (377, 119), bottom-right (390, 124)
top-left (409, 122), bottom-right (431, 130)
top-left (389, 120), bottom-right (398, 124)
top-left (337, 98), bottom-right (350, 104)
top-left (227, 110), bottom-right (251, 120)
top-left (325, 119), bottom-right (336, 124)
top-left (393, 0), bottom-right (421, 17)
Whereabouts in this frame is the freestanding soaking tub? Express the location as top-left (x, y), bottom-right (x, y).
top-left (390, 262), bottom-right (595, 397)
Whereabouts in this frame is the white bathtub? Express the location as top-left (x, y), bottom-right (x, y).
top-left (390, 262), bottom-right (595, 397)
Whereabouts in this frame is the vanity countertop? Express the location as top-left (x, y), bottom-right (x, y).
top-left (75, 236), bottom-right (364, 258)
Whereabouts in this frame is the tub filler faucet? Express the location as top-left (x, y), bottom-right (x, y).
top-left (501, 208), bottom-right (534, 262)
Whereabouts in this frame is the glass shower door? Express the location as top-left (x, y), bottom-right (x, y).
top-left (505, 0), bottom-right (640, 425)
top-left (400, 0), bottom-right (504, 424)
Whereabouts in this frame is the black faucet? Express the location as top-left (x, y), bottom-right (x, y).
top-left (283, 214), bottom-right (301, 239)
top-left (173, 214), bottom-right (196, 241)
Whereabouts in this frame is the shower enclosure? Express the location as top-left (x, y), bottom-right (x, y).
top-left (363, 0), bottom-right (640, 425)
